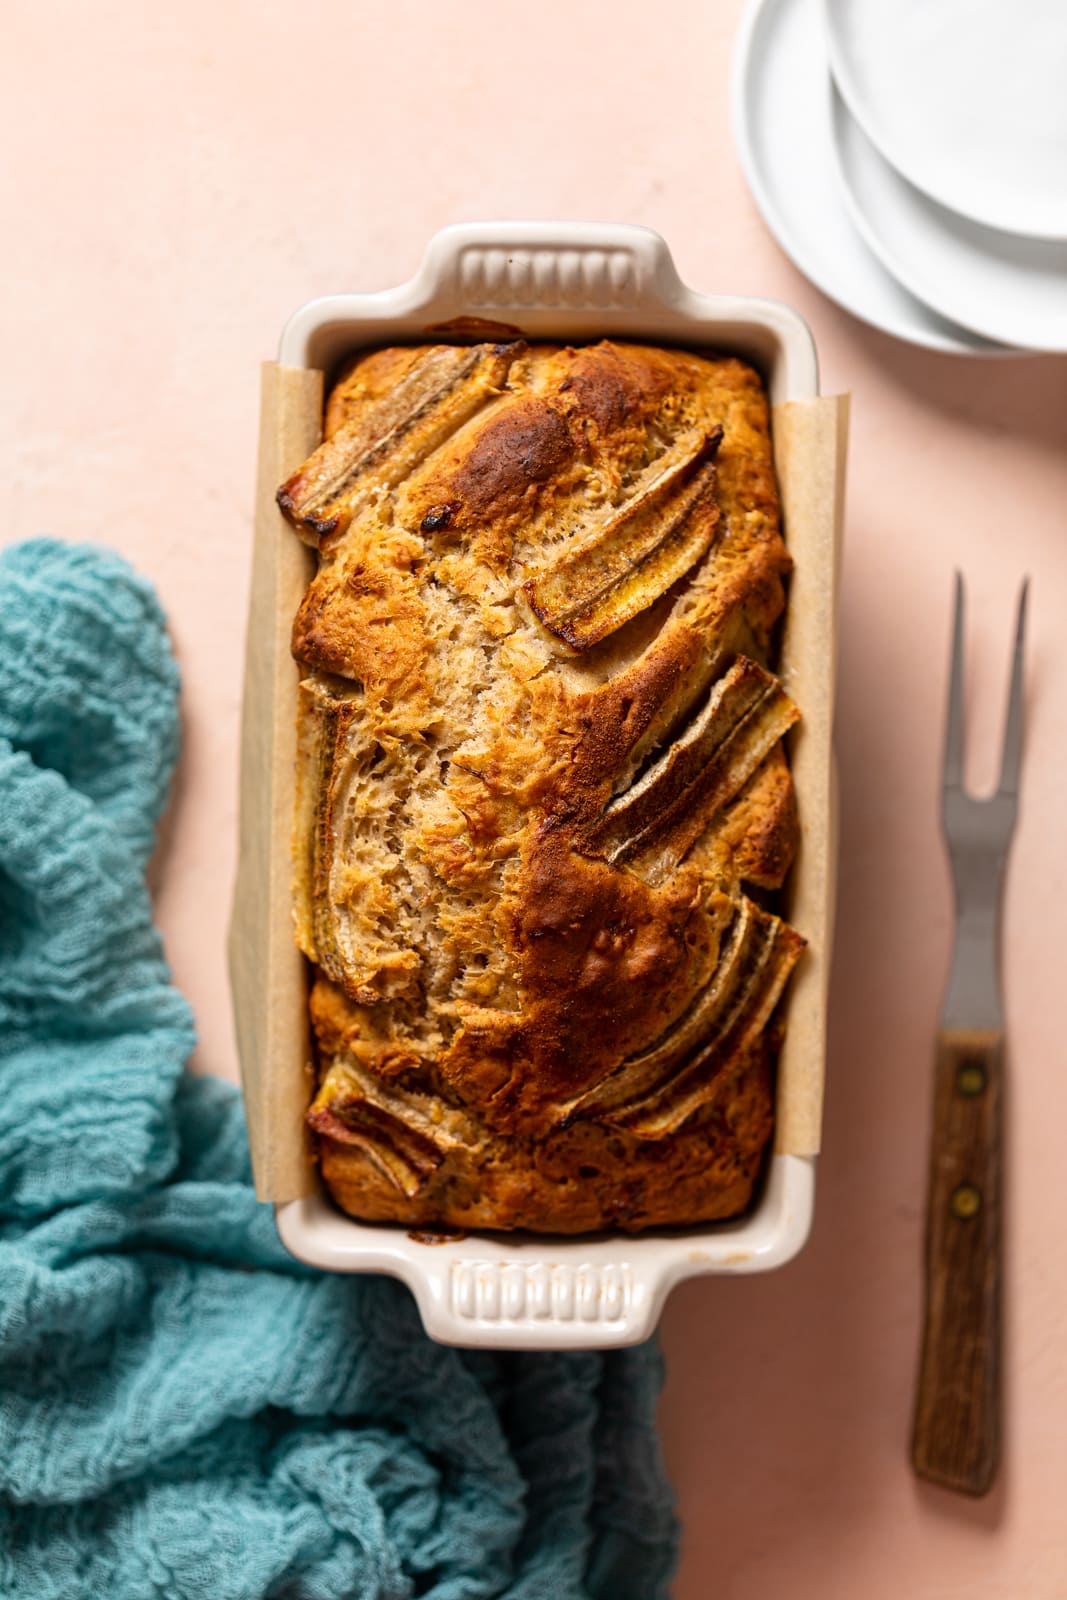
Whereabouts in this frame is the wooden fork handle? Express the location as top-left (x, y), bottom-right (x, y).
top-left (911, 1027), bottom-right (1002, 1495)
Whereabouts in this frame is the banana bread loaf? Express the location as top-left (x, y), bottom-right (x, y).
top-left (278, 338), bottom-right (804, 1233)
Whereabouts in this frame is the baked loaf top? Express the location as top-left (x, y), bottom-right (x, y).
top-left (279, 339), bottom-right (805, 1233)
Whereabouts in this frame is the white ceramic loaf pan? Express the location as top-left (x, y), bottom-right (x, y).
top-left (252, 221), bottom-right (839, 1348)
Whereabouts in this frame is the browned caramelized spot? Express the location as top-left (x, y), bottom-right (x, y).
top-left (420, 502), bottom-right (459, 533)
top-left (277, 342), bottom-right (521, 545)
top-left (423, 316), bottom-right (525, 340)
top-left (449, 395), bottom-right (575, 518)
top-left (568, 898), bottom-right (805, 1137)
top-left (520, 427), bottom-right (723, 651)
top-left (553, 341), bottom-right (676, 442)
top-left (584, 656), bottom-right (799, 873)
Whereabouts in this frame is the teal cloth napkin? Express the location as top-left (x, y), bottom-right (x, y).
top-left (0, 539), bottom-right (678, 1600)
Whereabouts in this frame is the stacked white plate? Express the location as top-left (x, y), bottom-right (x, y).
top-left (732, 0), bottom-right (1067, 355)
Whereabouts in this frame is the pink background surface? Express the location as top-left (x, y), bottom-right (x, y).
top-left (3, 2), bottom-right (1066, 1593)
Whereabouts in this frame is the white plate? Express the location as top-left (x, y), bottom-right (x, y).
top-left (831, 85), bottom-right (1067, 353)
top-left (731, 0), bottom-right (1013, 357)
top-left (825, 0), bottom-right (1067, 240)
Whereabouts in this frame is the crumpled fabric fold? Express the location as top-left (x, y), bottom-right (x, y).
top-left (0, 539), bottom-right (678, 1600)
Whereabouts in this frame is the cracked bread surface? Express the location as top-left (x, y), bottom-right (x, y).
top-left (280, 338), bottom-right (805, 1233)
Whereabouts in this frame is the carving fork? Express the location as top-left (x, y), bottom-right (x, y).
top-left (911, 574), bottom-right (1028, 1495)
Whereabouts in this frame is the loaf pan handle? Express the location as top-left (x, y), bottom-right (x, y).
top-left (275, 1155), bottom-right (817, 1350)
top-left (413, 221), bottom-right (686, 318)
top-left (275, 1196), bottom-right (665, 1349)
top-left (415, 1252), bottom-right (663, 1349)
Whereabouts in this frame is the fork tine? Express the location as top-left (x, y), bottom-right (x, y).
top-left (996, 577), bottom-right (1029, 797)
top-left (943, 572), bottom-right (965, 791)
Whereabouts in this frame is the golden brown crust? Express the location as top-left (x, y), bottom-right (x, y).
top-left (284, 339), bottom-right (804, 1232)
top-left (311, 1039), bottom-right (775, 1234)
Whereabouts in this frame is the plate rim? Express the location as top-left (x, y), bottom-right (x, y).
top-left (824, 0), bottom-right (1067, 242)
top-left (829, 81), bottom-right (1067, 355)
top-left (730, 0), bottom-right (1020, 358)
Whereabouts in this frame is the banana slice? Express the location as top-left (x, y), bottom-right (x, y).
top-left (278, 342), bottom-right (520, 546)
top-left (295, 681), bottom-right (360, 990)
top-left (567, 897), bottom-right (804, 1138)
top-left (295, 680), bottom-right (422, 1003)
top-left (520, 426), bottom-right (723, 651)
top-left (309, 1058), bottom-right (481, 1197)
top-left (585, 655), bottom-right (799, 872)
top-left (307, 1100), bottom-right (443, 1196)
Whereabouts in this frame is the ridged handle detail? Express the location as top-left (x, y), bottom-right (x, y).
top-left (457, 244), bottom-right (639, 309)
top-left (449, 1260), bottom-right (632, 1324)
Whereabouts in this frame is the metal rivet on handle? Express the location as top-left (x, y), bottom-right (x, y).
top-left (956, 1060), bottom-right (986, 1096)
top-left (950, 1183), bottom-right (982, 1220)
